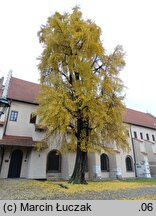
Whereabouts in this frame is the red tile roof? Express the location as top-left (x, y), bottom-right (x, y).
top-left (0, 135), bottom-right (35, 147)
top-left (7, 77), bottom-right (40, 104)
top-left (123, 108), bottom-right (156, 130)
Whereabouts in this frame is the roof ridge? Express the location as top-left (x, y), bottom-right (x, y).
top-left (126, 108), bottom-right (155, 116)
top-left (147, 113), bottom-right (156, 118)
top-left (11, 76), bottom-right (39, 86)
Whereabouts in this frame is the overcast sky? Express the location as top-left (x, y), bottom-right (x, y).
top-left (0, 0), bottom-right (156, 115)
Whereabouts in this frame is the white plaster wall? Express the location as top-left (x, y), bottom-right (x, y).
top-left (32, 115), bottom-right (46, 141)
top-left (133, 139), bottom-right (148, 163)
top-left (152, 143), bottom-right (156, 154)
top-left (119, 127), bottom-right (136, 178)
top-left (63, 152), bottom-right (75, 179)
top-left (5, 101), bottom-right (37, 137)
top-left (88, 152), bottom-right (101, 179)
top-left (145, 141), bottom-right (156, 163)
top-left (27, 149), bottom-right (47, 179)
top-left (0, 127), bottom-right (4, 139)
top-left (119, 149), bottom-right (135, 178)
top-left (20, 148), bottom-right (31, 178)
top-left (109, 152), bottom-right (123, 178)
top-left (140, 141), bottom-right (146, 153)
top-left (130, 125), bottom-right (156, 142)
top-left (101, 171), bottom-right (109, 179)
top-left (32, 129), bottom-right (45, 141)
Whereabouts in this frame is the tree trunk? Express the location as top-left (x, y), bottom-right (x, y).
top-left (68, 117), bottom-right (88, 184)
top-left (68, 143), bottom-right (87, 184)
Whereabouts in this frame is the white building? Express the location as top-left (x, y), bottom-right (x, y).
top-left (0, 75), bottom-right (156, 180)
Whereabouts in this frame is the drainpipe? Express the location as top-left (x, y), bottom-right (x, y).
top-left (129, 125), bottom-right (137, 177)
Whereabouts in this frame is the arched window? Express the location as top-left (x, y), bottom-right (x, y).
top-left (47, 150), bottom-right (61, 172)
top-left (100, 153), bottom-right (109, 172)
top-left (126, 156), bottom-right (133, 171)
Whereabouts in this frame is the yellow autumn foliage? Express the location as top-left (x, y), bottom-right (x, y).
top-left (14, 179), bottom-right (156, 195)
top-left (36, 6), bottom-right (129, 181)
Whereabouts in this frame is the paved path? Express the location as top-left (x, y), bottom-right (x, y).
top-left (1, 186), bottom-right (156, 200)
top-left (62, 187), bottom-right (156, 200)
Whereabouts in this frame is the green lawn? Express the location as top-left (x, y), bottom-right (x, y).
top-left (1, 178), bottom-right (156, 200)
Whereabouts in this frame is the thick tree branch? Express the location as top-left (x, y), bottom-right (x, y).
top-left (93, 63), bottom-right (104, 73)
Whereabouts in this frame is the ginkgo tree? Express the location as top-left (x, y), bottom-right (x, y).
top-left (36, 7), bottom-right (129, 184)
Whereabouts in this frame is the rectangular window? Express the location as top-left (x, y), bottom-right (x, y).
top-left (152, 135), bottom-right (155, 142)
top-left (10, 111), bottom-right (18, 121)
top-left (134, 131), bottom-right (137, 138)
top-left (140, 132), bottom-right (143, 139)
top-left (146, 133), bottom-right (149, 140)
top-left (30, 113), bottom-right (36, 124)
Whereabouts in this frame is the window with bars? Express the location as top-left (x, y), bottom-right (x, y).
top-left (10, 111), bottom-right (18, 121)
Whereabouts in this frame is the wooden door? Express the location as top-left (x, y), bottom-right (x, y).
top-left (8, 149), bottom-right (23, 178)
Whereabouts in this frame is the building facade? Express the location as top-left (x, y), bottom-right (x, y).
top-left (0, 75), bottom-right (156, 180)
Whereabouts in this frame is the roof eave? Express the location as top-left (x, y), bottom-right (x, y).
top-left (123, 121), bottom-right (156, 130)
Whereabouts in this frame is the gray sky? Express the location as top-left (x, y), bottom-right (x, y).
top-left (0, 0), bottom-right (156, 115)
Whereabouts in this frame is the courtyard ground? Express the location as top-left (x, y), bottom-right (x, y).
top-left (1, 178), bottom-right (156, 200)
